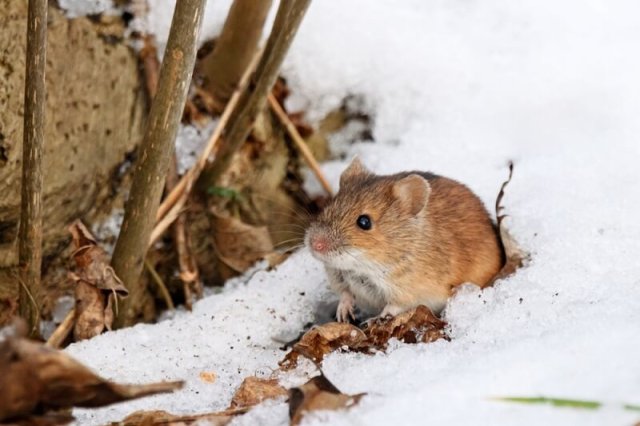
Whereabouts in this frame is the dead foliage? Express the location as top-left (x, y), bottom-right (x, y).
top-left (113, 408), bottom-right (248, 426)
top-left (280, 305), bottom-right (448, 370)
top-left (0, 330), bottom-right (183, 424)
top-left (490, 162), bottom-right (528, 284)
top-left (230, 376), bottom-right (288, 409)
top-left (211, 210), bottom-right (274, 277)
top-left (68, 221), bottom-right (128, 341)
top-left (289, 373), bottom-right (365, 425)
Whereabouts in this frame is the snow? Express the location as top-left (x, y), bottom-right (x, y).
top-left (58, 0), bottom-right (115, 18)
top-left (67, 0), bottom-right (640, 425)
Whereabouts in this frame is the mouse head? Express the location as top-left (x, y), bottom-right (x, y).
top-left (306, 157), bottom-right (431, 272)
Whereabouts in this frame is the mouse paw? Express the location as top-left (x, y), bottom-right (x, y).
top-left (336, 291), bottom-right (356, 323)
top-left (361, 304), bottom-right (404, 328)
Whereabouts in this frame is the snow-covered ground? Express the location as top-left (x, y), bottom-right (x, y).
top-left (67, 1), bottom-right (640, 425)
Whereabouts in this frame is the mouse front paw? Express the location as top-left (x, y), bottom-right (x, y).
top-left (336, 291), bottom-right (356, 323)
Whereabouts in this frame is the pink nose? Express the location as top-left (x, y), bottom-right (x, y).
top-left (311, 236), bottom-right (329, 254)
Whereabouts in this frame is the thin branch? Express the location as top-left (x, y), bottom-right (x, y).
top-left (46, 308), bottom-right (75, 348)
top-left (144, 259), bottom-right (174, 310)
top-left (18, 0), bottom-right (48, 337)
top-left (200, 0), bottom-right (312, 188)
top-left (154, 47), bottom-right (264, 227)
top-left (110, 0), bottom-right (207, 327)
top-left (267, 93), bottom-right (333, 196)
top-left (166, 155), bottom-right (202, 308)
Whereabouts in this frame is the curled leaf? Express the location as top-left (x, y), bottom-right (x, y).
top-left (0, 335), bottom-right (183, 423)
top-left (230, 376), bottom-right (288, 409)
top-left (280, 322), bottom-right (367, 370)
top-left (211, 211), bottom-right (273, 274)
top-left (491, 162), bottom-right (528, 283)
top-left (68, 221), bottom-right (128, 340)
top-left (280, 306), bottom-right (447, 370)
top-left (289, 373), bottom-right (364, 426)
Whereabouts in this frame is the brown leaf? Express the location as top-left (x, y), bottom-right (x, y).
top-left (279, 323), bottom-right (367, 370)
top-left (365, 305), bottom-right (448, 346)
top-left (490, 162), bottom-right (528, 284)
top-left (289, 374), bottom-right (364, 426)
top-left (0, 335), bottom-right (183, 423)
top-left (116, 407), bottom-right (247, 426)
top-left (211, 211), bottom-right (273, 273)
top-left (229, 376), bottom-right (288, 409)
top-left (280, 306), bottom-right (447, 370)
top-left (68, 221), bottom-right (128, 340)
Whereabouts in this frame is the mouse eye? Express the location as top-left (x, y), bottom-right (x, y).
top-left (356, 214), bottom-right (372, 230)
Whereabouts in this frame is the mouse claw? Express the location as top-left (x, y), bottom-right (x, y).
top-left (336, 291), bottom-right (355, 323)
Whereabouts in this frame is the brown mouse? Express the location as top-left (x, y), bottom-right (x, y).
top-left (305, 158), bottom-right (504, 322)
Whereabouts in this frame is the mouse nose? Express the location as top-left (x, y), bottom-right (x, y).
top-left (310, 235), bottom-right (330, 254)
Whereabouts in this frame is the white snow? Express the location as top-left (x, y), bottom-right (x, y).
top-left (57, 0), bottom-right (115, 18)
top-left (67, 0), bottom-right (640, 425)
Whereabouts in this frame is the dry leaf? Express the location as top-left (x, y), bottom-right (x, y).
top-left (280, 323), bottom-right (367, 370)
top-left (198, 371), bottom-right (217, 384)
top-left (490, 162), bottom-right (528, 284)
top-left (365, 305), bottom-right (448, 347)
top-left (0, 335), bottom-right (183, 423)
top-left (68, 221), bottom-right (128, 340)
top-left (229, 376), bottom-right (288, 409)
top-left (211, 211), bottom-right (273, 273)
top-left (289, 374), bottom-right (364, 426)
top-left (280, 306), bottom-right (447, 370)
top-left (115, 407), bottom-right (248, 426)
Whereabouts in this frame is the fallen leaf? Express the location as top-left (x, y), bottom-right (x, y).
top-left (289, 373), bottom-right (364, 426)
top-left (490, 162), bottom-right (528, 283)
top-left (279, 322), bottom-right (367, 370)
top-left (229, 376), bottom-right (288, 409)
top-left (365, 305), bottom-right (448, 346)
top-left (115, 407), bottom-right (248, 426)
top-left (0, 334), bottom-right (182, 423)
top-left (211, 210), bottom-right (273, 273)
top-left (198, 371), bottom-right (217, 384)
top-left (68, 221), bottom-right (128, 340)
top-left (280, 306), bottom-right (447, 370)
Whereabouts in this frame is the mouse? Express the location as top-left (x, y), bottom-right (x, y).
top-left (305, 157), bottom-right (504, 322)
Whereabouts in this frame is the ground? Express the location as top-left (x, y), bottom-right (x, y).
top-left (63, 1), bottom-right (640, 424)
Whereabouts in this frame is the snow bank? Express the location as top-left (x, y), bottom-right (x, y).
top-left (68, 1), bottom-right (640, 425)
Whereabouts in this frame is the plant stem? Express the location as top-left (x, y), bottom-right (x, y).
top-left (18, 0), bottom-right (48, 337)
top-left (200, 0), bottom-right (311, 188)
top-left (199, 0), bottom-right (273, 111)
top-left (111, 0), bottom-right (207, 327)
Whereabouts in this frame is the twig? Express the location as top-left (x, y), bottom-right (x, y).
top-left (46, 308), bottom-right (76, 348)
top-left (18, 0), bottom-right (48, 337)
top-left (267, 93), bottom-right (333, 196)
top-left (111, 0), bottom-right (207, 327)
top-left (166, 156), bottom-right (202, 308)
top-left (155, 46), bottom-right (264, 225)
top-left (200, 0), bottom-right (312, 188)
top-left (144, 259), bottom-right (174, 310)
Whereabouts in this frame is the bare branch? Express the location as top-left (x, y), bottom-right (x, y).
top-left (201, 0), bottom-right (311, 187)
top-left (199, 0), bottom-right (273, 111)
top-left (110, 0), bottom-right (207, 327)
top-left (18, 0), bottom-right (48, 337)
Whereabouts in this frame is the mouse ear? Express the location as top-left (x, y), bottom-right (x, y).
top-left (392, 174), bottom-right (431, 216)
top-left (339, 156), bottom-right (370, 188)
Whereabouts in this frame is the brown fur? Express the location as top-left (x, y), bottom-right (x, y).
top-left (307, 159), bottom-right (504, 316)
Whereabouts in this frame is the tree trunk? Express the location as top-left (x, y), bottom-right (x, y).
top-left (111, 0), bottom-right (207, 328)
top-left (198, 0), bottom-right (273, 112)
